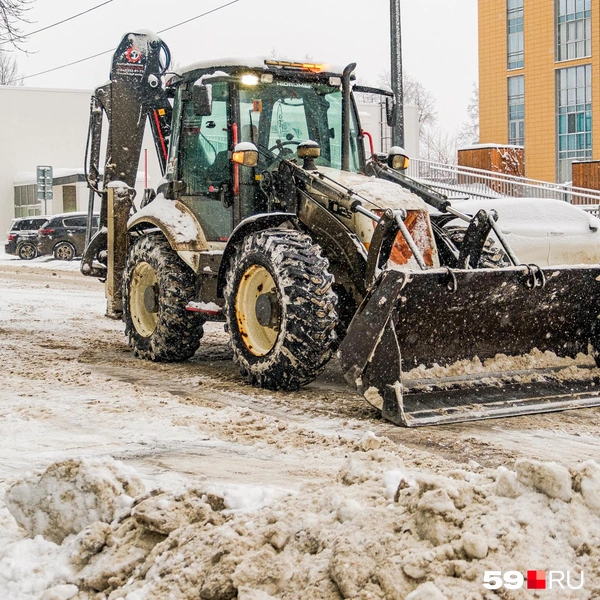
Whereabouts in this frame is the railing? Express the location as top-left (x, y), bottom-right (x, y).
top-left (407, 158), bottom-right (600, 214)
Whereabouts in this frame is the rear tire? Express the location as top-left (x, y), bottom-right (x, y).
top-left (123, 234), bottom-right (204, 361)
top-left (18, 242), bottom-right (37, 260)
top-left (224, 229), bottom-right (338, 391)
top-left (53, 241), bottom-right (76, 261)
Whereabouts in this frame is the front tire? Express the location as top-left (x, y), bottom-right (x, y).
top-left (123, 234), bottom-right (204, 361)
top-left (224, 229), bottom-right (338, 391)
top-left (18, 242), bottom-right (37, 260)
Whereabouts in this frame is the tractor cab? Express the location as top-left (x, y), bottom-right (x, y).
top-left (164, 60), bottom-right (366, 242)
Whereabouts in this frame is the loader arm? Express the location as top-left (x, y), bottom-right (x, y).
top-left (81, 32), bottom-right (173, 278)
top-left (366, 157), bottom-right (521, 267)
top-left (279, 154), bottom-right (418, 291)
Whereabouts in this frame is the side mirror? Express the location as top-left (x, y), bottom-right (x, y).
top-left (386, 96), bottom-right (397, 127)
top-left (232, 142), bottom-right (259, 167)
top-left (387, 146), bottom-right (410, 170)
top-left (192, 83), bottom-right (212, 116)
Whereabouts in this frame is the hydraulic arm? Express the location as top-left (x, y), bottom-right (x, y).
top-left (82, 32), bottom-right (172, 278)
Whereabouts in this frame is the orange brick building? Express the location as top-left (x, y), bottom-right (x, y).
top-left (478, 0), bottom-right (599, 183)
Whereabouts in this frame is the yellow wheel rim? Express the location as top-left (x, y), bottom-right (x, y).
top-left (236, 264), bottom-right (280, 356)
top-left (130, 261), bottom-right (159, 337)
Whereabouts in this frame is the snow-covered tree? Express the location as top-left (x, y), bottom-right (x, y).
top-left (458, 83), bottom-right (479, 147)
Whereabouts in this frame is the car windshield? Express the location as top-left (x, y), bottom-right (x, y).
top-left (239, 81), bottom-right (361, 172)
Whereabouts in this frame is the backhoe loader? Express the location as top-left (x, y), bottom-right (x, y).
top-left (81, 31), bottom-right (600, 426)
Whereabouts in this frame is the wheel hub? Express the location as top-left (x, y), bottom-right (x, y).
top-left (255, 292), bottom-right (279, 327)
top-left (236, 264), bottom-right (280, 356)
top-left (56, 244), bottom-right (73, 260)
top-left (143, 284), bottom-right (159, 313)
top-left (130, 261), bottom-right (159, 337)
top-left (19, 244), bottom-right (35, 259)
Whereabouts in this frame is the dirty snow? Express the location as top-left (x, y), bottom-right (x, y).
top-left (2, 249), bottom-right (600, 599)
top-left (404, 349), bottom-right (599, 388)
top-left (129, 195), bottom-right (200, 244)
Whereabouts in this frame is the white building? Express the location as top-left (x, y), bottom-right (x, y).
top-left (357, 103), bottom-right (420, 158)
top-left (0, 85), bottom-right (419, 237)
top-left (0, 85), bottom-right (161, 236)
top-left (0, 86), bottom-right (92, 233)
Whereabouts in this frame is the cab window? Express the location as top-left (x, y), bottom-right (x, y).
top-left (178, 81), bottom-right (233, 241)
top-left (239, 82), bottom-right (361, 172)
top-left (180, 82), bottom-right (230, 195)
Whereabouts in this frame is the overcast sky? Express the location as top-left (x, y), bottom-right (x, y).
top-left (11, 0), bottom-right (478, 133)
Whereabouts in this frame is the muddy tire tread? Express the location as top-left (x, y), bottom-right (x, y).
top-left (123, 233), bottom-right (204, 361)
top-left (444, 225), bottom-right (510, 268)
top-left (224, 229), bottom-right (338, 391)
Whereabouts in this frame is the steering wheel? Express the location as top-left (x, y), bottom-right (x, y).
top-left (268, 139), bottom-right (301, 156)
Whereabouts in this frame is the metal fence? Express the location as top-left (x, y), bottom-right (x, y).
top-left (406, 158), bottom-right (600, 215)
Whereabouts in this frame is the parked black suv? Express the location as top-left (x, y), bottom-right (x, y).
top-left (5, 216), bottom-right (49, 260)
top-left (37, 212), bottom-right (100, 261)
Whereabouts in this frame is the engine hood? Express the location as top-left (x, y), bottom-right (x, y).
top-left (316, 167), bottom-right (427, 212)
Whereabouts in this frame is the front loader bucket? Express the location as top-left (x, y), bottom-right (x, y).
top-left (338, 265), bottom-right (600, 426)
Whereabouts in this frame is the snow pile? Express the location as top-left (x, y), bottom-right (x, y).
top-left (317, 166), bottom-right (426, 211)
top-left (5, 457), bottom-right (145, 544)
top-left (5, 449), bottom-right (600, 599)
top-left (0, 535), bottom-right (74, 600)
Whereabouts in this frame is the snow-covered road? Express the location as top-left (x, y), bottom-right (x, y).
top-left (1, 252), bottom-right (600, 599)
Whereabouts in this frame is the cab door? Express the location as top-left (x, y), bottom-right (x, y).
top-left (177, 81), bottom-right (234, 242)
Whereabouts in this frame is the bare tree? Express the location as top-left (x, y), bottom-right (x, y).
top-left (269, 48), bottom-right (314, 62)
top-left (0, 49), bottom-right (22, 84)
top-left (420, 126), bottom-right (460, 165)
top-left (378, 70), bottom-right (438, 129)
top-left (0, 0), bottom-right (31, 47)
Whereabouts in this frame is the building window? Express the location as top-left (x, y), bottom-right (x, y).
top-left (62, 185), bottom-right (77, 212)
top-left (556, 0), bottom-right (591, 62)
top-left (507, 0), bottom-right (524, 70)
top-left (556, 64), bottom-right (592, 182)
top-left (508, 76), bottom-right (525, 146)
top-left (13, 185), bottom-right (42, 218)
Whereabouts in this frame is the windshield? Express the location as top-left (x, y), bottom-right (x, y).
top-left (239, 81), bottom-right (362, 172)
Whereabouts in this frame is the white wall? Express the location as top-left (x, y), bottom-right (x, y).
top-left (0, 87), bottom-right (89, 234)
top-left (0, 86), bottom-right (162, 236)
top-left (356, 102), bottom-right (420, 159)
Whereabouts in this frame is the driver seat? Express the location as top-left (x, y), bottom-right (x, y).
top-left (206, 151), bottom-right (230, 184)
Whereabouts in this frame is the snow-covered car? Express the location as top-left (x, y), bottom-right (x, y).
top-left (441, 197), bottom-right (600, 266)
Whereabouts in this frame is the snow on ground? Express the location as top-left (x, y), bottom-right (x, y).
top-left (1, 249), bottom-right (600, 599)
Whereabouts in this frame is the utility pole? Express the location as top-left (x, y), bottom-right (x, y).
top-left (390, 0), bottom-right (404, 147)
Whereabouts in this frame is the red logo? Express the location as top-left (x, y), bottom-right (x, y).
top-left (527, 571), bottom-right (547, 590)
top-left (125, 47), bottom-right (142, 63)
